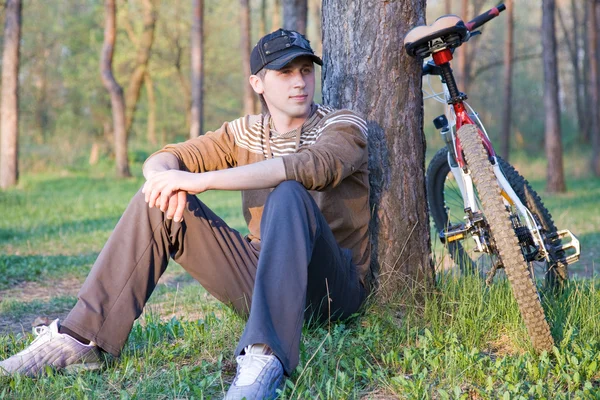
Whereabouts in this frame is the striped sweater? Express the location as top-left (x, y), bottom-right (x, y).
top-left (152, 104), bottom-right (371, 285)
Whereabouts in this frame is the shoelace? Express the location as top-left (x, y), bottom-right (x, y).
top-left (27, 324), bottom-right (53, 347)
top-left (234, 353), bottom-right (273, 386)
top-left (33, 325), bottom-right (50, 337)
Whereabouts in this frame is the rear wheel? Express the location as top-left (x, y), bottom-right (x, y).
top-left (455, 124), bottom-right (554, 351)
top-left (427, 144), bottom-right (567, 290)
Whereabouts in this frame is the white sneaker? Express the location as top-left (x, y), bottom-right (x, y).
top-left (0, 319), bottom-right (102, 377)
top-left (224, 344), bottom-right (284, 400)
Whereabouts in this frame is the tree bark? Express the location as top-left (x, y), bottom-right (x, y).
top-left (322, 0), bottom-right (433, 296)
top-left (283, 0), bottom-right (308, 34)
top-left (0, 0), bottom-right (22, 189)
top-left (542, 0), bottom-right (566, 192)
top-left (101, 0), bottom-right (130, 177)
top-left (500, 0), bottom-right (513, 161)
top-left (240, 0), bottom-right (255, 116)
top-left (445, 0), bottom-right (451, 15)
top-left (190, 0), bottom-right (204, 138)
top-left (590, 0), bottom-right (600, 175)
top-left (124, 0), bottom-right (157, 136)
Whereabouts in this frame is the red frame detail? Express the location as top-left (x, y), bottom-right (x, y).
top-left (431, 49), bottom-right (496, 167)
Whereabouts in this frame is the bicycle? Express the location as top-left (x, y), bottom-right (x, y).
top-left (403, 4), bottom-right (581, 351)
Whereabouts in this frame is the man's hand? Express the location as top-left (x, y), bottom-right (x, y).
top-left (142, 170), bottom-right (209, 222)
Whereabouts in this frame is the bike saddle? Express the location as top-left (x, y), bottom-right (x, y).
top-left (404, 15), bottom-right (468, 58)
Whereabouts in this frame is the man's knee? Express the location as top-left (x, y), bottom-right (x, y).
top-left (269, 180), bottom-right (308, 201)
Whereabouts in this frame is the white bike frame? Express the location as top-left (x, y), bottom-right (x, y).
top-left (426, 73), bottom-right (551, 260)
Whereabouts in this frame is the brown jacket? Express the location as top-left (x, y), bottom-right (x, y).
top-left (150, 104), bottom-right (371, 284)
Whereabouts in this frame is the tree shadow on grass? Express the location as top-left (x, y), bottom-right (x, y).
top-left (0, 216), bottom-right (121, 244)
top-left (0, 253), bottom-right (98, 290)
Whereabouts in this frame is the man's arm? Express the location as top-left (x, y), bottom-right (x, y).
top-left (142, 152), bottom-right (180, 180)
top-left (142, 157), bottom-right (287, 220)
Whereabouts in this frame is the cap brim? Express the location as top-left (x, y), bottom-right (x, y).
top-left (264, 49), bottom-right (323, 71)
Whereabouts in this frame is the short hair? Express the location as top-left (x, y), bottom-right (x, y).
top-left (255, 68), bottom-right (269, 114)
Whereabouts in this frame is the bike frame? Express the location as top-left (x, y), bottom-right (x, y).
top-left (430, 48), bottom-right (550, 259)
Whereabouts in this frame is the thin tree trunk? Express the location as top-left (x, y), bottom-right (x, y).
top-left (260, 0), bottom-right (267, 36)
top-left (558, 0), bottom-right (587, 143)
top-left (0, 0), bottom-right (22, 189)
top-left (457, 0), bottom-right (469, 92)
top-left (590, 0), bottom-right (600, 175)
top-left (169, 25), bottom-right (192, 131)
top-left (542, 0), bottom-right (566, 192)
top-left (101, 0), bottom-right (130, 178)
top-left (124, 0), bottom-right (157, 136)
top-left (501, 0), bottom-right (513, 160)
top-left (283, 0), bottom-right (308, 34)
top-left (571, 0), bottom-right (588, 142)
top-left (583, 2), bottom-right (592, 143)
top-left (322, 0), bottom-right (433, 296)
top-left (445, 0), bottom-right (451, 15)
top-left (145, 72), bottom-right (156, 145)
top-left (273, 0), bottom-right (281, 30)
top-left (309, 0), bottom-right (322, 56)
top-left (190, 0), bottom-right (204, 138)
top-left (240, 0), bottom-right (255, 116)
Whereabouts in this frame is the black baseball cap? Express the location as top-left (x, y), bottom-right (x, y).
top-left (250, 29), bottom-right (323, 75)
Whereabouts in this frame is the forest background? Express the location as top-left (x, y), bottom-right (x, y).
top-left (1, 0), bottom-right (600, 397)
top-left (0, 0), bottom-right (595, 175)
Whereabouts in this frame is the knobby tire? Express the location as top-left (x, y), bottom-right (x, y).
top-left (427, 147), bottom-right (567, 289)
top-left (457, 124), bottom-right (554, 351)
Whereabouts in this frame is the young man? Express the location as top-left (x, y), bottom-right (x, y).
top-left (0, 29), bottom-right (370, 399)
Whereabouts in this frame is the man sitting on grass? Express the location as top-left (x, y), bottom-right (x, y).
top-left (0, 29), bottom-right (370, 399)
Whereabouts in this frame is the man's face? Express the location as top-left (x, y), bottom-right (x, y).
top-left (253, 56), bottom-right (316, 121)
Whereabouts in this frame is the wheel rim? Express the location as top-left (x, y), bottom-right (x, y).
top-left (434, 164), bottom-right (554, 288)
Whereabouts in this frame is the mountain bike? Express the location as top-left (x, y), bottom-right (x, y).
top-left (404, 5), bottom-right (581, 351)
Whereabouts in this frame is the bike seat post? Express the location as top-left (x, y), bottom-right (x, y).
top-left (432, 48), bottom-right (465, 105)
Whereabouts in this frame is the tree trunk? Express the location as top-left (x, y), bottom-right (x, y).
top-left (0, 0), bottom-right (22, 189)
top-left (124, 0), bottom-right (157, 136)
top-left (590, 0), bottom-right (600, 175)
top-left (101, 0), bottom-right (130, 178)
top-left (457, 0), bottom-right (469, 92)
top-left (558, 0), bottom-right (587, 143)
top-left (145, 72), bottom-right (156, 145)
top-left (273, 0), bottom-right (282, 30)
top-left (542, 0), bottom-right (566, 192)
top-left (309, 0), bottom-right (322, 56)
top-left (445, 0), bottom-right (451, 15)
top-left (240, 0), bottom-right (255, 116)
top-left (260, 0), bottom-right (267, 36)
top-left (583, 2), bottom-right (592, 143)
top-left (322, 0), bottom-right (433, 296)
top-left (190, 0), bottom-right (204, 138)
top-left (283, 0), bottom-right (308, 34)
top-left (500, 0), bottom-right (513, 161)
top-left (571, 0), bottom-right (588, 142)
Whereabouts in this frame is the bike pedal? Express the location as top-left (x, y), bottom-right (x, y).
top-left (552, 229), bottom-right (581, 265)
top-left (439, 225), bottom-right (468, 244)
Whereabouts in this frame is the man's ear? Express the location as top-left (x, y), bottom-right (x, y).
top-left (249, 74), bottom-right (264, 95)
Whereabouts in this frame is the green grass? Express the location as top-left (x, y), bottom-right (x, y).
top-left (1, 161), bottom-right (600, 398)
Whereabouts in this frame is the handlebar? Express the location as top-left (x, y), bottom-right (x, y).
top-left (465, 4), bottom-right (506, 31)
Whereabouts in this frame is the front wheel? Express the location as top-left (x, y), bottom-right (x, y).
top-left (456, 124), bottom-right (554, 351)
